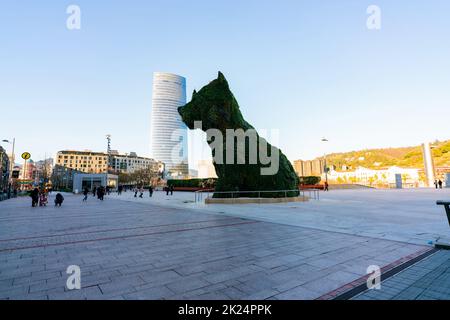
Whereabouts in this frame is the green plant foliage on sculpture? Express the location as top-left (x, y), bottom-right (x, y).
top-left (178, 72), bottom-right (299, 198)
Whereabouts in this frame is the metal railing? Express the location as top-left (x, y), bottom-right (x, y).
top-left (194, 188), bottom-right (320, 203)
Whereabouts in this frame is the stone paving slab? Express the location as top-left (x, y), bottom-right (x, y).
top-left (0, 217), bottom-right (254, 252)
top-left (108, 188), bottom-right (450, 246)
top-left (0, 193), bottom-right (429, 300)
top-left (353, 250), bottom-right (450, 300)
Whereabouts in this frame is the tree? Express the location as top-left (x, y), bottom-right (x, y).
top-left (401, 174), bottom-right (410, 183)
top-left (118, 172), bottom-right (133, 185)
top-left (40, 158), bottom-right (52, 185)
top-left (299, 176), bottom-right (321, 185)
top-left (119, 166), bottom-right (163, 187)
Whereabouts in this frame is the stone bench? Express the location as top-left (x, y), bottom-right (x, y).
top-left (437, 201), bottom-right (450, 227)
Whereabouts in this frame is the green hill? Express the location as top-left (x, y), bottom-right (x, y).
top-left (322, 140), bottom-right (450, 171)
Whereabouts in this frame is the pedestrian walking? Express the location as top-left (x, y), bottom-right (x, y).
top-left (170, 185), bottom-right (174, 196)
top-left (30, 188), bottom-right (39, 207)
top-left (82, 187), bottom-right (89, 202)
top-left (92, 186), bottom-right (97, 197)
top-left (139, 187), bottom-right (144, 198)
top-left (118, 185), bottom-right (123, 195)
top-left (134, 187), bottom-right (138, 198)
top-left (97, 186), bottom-right (105, 201)
top-left (149, 186), bottom-right (153, 197)
top-left (434, 180), bottom-right (438, 189)
top-left (438, 180), bottom-right (443, 189)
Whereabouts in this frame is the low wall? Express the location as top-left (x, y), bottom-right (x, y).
top-left (328, 184), bottom-right (374, 190)
top-left (205, 196), bottom-right (309, 204)
top-left (173, 187), bottom-right (214, 192)
top-left (300, 184), bottom-right (324, 190)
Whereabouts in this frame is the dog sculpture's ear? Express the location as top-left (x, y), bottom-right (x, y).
top-left (217, 71), bottom-right (229, 90)
top-left (217, 71), bottom-right (225, 81)
top-left (192, 89), bottom-right (197, 97)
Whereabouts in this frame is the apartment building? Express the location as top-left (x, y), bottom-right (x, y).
top-left (56, 150), bottom-right (108, 174)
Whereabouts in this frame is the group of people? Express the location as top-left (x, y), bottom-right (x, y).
top-left (81, 184), bottom-right (175, 202)
top-left (164, 185), bottom-right (174, 196)
top-left (28, 183), bottom-right (179, 207)
top-left (434, 179), bottom-right (444, 189)
top-left (1, 187), bottom-right (18, 200)
top-left (30, 187), bottom-right (64, 207)
top-left (120, 185), bottom-right (177, 199)
top-left (83, 186), bottom-right (107, 202)
top-left (133, 186), bottom-right (155, 198)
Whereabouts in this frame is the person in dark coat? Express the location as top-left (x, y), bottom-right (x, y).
top-left (170, 185), bottom-right (174, 196)
top-left (149, 186), bottom-right (153, 197)
top-left (92, 186), bottom-right (97, 197)
top-left (97, 186), bottom-right (105, 200)
top-left (30, 188), bottom-right (39, 207)
top-left (83, 187), bottom-right (89, 202)
top-left (55, 193), bottom-right (64, 206)
top-left (438, 180), bottom-right (443, 189)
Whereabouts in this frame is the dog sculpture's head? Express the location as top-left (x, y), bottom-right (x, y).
top-left (178, 72), bottom-right (242, 131)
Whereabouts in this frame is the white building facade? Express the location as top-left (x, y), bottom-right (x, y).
top-left (111, 152), bottom-right (164, 174)
top-left (150, 72), bottom-right (189, 178)
top-left (327, 166), bottom-right (422, 187)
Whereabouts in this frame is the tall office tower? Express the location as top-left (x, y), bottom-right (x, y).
top-left (150, 72), bottom-right (189, 178)
top-left (422, 142), bottom-right (435, 187)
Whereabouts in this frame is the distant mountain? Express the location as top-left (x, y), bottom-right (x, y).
top-left (321, 140), bottom-right (450, 171)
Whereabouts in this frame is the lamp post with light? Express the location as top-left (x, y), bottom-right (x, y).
top-left (321, 137), bottom-right (329, 186)
top-left (1, 138), bottom-right (15, 183)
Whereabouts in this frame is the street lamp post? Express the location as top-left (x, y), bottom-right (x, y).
top-left (2, 138), bottom-right (15, 183)
top-left (106, 134), bottom-right (112, 174)
top-left (321, 138), bottom-right (329, 186)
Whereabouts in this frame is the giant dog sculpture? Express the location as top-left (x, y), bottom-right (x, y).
top-left (178, 72), bottom-right (299, 198)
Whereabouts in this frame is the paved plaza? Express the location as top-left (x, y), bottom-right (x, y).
top-left (0, 188), bottom-right (449, 300)
top-left (111, 188), bottom-right (450, 245)
top-left (353, 250), bottom-right (450, 300)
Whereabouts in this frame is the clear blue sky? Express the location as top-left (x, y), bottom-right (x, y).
top-left (1, 0), bottom-right (450, 167)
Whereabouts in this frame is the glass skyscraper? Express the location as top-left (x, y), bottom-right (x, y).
top-left (150, 72), bottom-right (189, 178)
